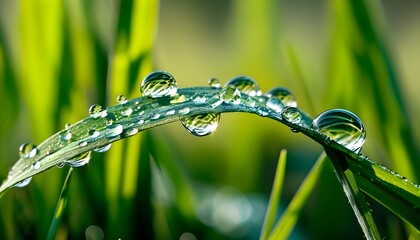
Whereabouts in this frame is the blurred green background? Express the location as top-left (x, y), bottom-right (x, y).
top-left (0, 0), bottom-right (419, 239)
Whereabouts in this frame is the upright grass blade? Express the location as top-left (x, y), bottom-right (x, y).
top-left (268, 152), bottom-right (327, 240)
top-left (260, 149), bottom-right (287, 240)
top-left (47, 167), bottom-right (73, 240)
top-left (325, 148), bottom-right (381, 240)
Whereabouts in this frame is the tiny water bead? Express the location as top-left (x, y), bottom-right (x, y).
top-left (116, 94), bottom-right (127, 104)
top-left (32, 161), bottom-right (41, 170)
top-left (266, 97), bottom-right (284, 113)
top-left (65, 151), bottom-right (92, 168)
top-left (65, 123), bottom-right (71, 130)
top-left (311, 109), bottom-right (366, 153)
top-left (60, 130), bottom-right (72, 141)
top-left (124, 128), bottom-right (139, 137)
top-left (14, 177), bottom-right (32, 188)
top-left (93, 144), bottom-right (112, 153)
top-left (89, 129), bottom-right (100, 138)
top-left (106, 124), bottom-right (123, 138)
top-left (266, 87), bottom-right (297, 107)
top-left (181, 113), bottom-right (221, 136)
top-left (141, 70), bottom-right (178, 98)
top-left (121, 107), bottom-right (133, 117)
top-left (19, 143), bottom-right (38, 158)
top-left (89, 104), bottom-right (107, 118)
top-left (281, 107), bottom-right (301, 124)
top-left (208, 77), bottom-right (221, 88)
top-left (220, 85), bottom-right (241, 105)
top-left (226, 76), bottom-right (261, 97)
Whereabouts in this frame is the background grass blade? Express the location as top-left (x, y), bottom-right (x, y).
top-left (268, 152), bottom-right (327, 240)
top-left (47, 167), bottom-right (73, 240)
top-left (260, 149), bottom-right (287, 240)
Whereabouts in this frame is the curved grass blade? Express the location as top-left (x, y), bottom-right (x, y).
top-left (260, 149), bottom-right (287, 240)
top-left (325, 148), bottom-right (381, 239)
top-left (47, 167), bottom-right (73, 240)
top-left (0, 86), bottom-right (418, 232)
top-left (268, 152), bottom-right (327, 240)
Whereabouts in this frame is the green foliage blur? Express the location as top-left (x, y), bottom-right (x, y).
top-left (0, 0), bottom-right (418, 239)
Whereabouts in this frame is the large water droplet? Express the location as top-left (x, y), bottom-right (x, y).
top-left (220, 85), bottom-right (241, 104)
top-left (266, 87), bottom-right (297, 107)
top-left (281, 107), bottom-right (301, 124)
top-left (93, 144), bottom-right (112, 153)
top-left (14, 177), bottom-right (32, 188)
top-left (65, 151), bottom-right (92, 167)
top-left (89, 104), bottom-right (107, 118)
top-left (106, 124), bottom-right (123, 138)
top-left (19, 143), bottom-right (38, 158)
top-left (226, 76), bottom-right (261, 97)
top-left (266, 97), bottom-right (284, 112)
top-left (181, 113), bottom-right (221, 136)
top-left (208, 77), bottom-right (220, 88)
top-left (311, 109), bottom-right (366, 153)
top-left (141, 70), bottom-right (177, 98)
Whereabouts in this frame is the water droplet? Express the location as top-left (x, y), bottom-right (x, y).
top-left (179, 107), bottom-right (191, 115)
top-left (89, 129), bottom-right (100, 138)
top-left (165, 110), bottom-right (176, 115)
top-left (193, 95), bottom-right (206, 103)
top-left (124, 128), bottom-right (139, 137)
top-left (19, 143), bottom-right (38, 158)
top-left (79, 141), bottom-right (88, 147)
top-left (57, 162), bottom-right (65, 168)
top-left (105, 113), bottom-right (116, 126)
top-left (60, 130), bottom-right (72, 141)
top-left (121, 107), bottom-right (133, 117)
top-left (226, 76), bottom-right (261, 96)
top-left (266, 97), bottom-right (284, 112)
top-left (94, 144), bottom-right (112, 153)
top-left (65, 123), bottom-right (71, 130)
top-left (266, 87), bottom-right (297, 107)
top-left (220, 85), bottom-right (241, 104)
top-left (32, 161), bottom-right (41, 170)
top-left (151, 113), bottom-right (160, 120)
top-left (170, 94), bottom-right (187, 104)
top-left (181, 113), bottom-right (221, 136)
top-left (208, 77), bottom-right (220, 88)
top-left (245, 98), bottom-right (256, 108)
top-left (116, 94), bottom-right (127, 104)
top-left (281, 107), bottom-right (301, 123)
top-left (14, 177), bottom-right (32, 188)
top-left (89, 104), bottom-right (107, 118)
top-left (311, 109), bottom-right (366, 153)
top-left (141, 70), bottom-right (178, 98)
top-left (138, 119), bottom-right (145, 125)
top-left (65, 151), bottom-right (92, 167)
top-left (106, 124), bottom-right (123, 138)
top-left (257, 107), bottom-right (269, 116)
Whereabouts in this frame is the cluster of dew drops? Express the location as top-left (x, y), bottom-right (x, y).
top-left (9, 70), bottom-right (367, 188)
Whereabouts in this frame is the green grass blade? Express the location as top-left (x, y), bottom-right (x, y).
top-left (260, 149), bottom-right (287, 240)
top-left (47, 167), bottom-right (73, 240)
top-left (268, 152), bottom-right (327, 240)
top-left (325, 148), bottom-right (381, 239)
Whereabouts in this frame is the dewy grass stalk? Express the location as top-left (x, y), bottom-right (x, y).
top-left (1, 73), bottom-right (419, 238)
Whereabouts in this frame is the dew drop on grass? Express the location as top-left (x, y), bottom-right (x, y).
top-left (266, 87), bottom-right (297, 107)
top-left (266, 97), bottom-right (284, 112)
top-left (14, 177), bottom-right (32, 188)
top-left (165, 110), bottom-right (176, 115)
top-left (170, 94), bottom-right (187, 104)
top-left (65, 151), bottom-right (92, 167)
top-left (208, 77), bottom-right (220, 88)
top-left (19, 143), bottom-right (38, 158)
top-left (311, 109), bottom-right (366, 153)
top-left (281, 107), bottom-right (301, 124)
top-left (89, 129), bottom-right (100, 138)
top-left (32, 161), bottom-right (41, 170)
top-left (60, 130), bottom-right (72, 141)
top-left (65, 123), bottom-right (71, 130)
top-left (116, 94), bottom-right (127, 104)
top-left (89, 104), bottom-right (107, 118)
top-left (79, 141), bottom-right (88, 147)
top-left (179, 107), bottom-right (191, 115)
top-left (151, 113), bottom-right (160, 120)
top-left (93, 144), bottom-right (112, 153)
top-left (181, 113), bottom-right (221, 136)
top-left (226, 76), bottom-right (261, 96)
top-left (106, 124), bottom-right (123, 138)
top-left (220, 85), bottom-right (241, 104)
top-left (141, 70), bottom-right (177, 98)
top-left (121, 107), bottom-right (133, 117)
top-left (124, 128), bottom-right (139, 137)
